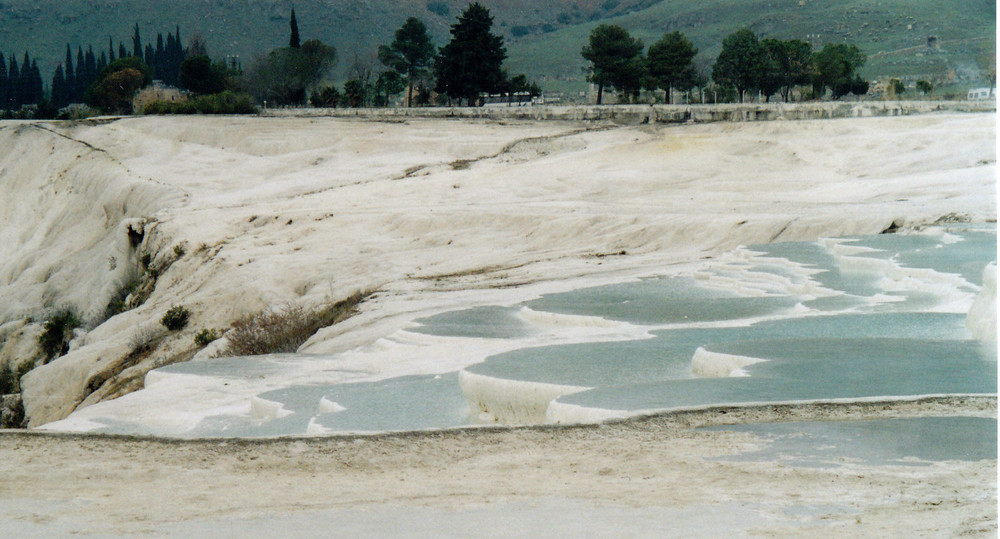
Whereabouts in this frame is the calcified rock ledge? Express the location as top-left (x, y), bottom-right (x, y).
top-left (271, 100), bottom-right (996, 123)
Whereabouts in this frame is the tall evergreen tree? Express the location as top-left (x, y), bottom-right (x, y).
top-left (119, 42), bottom-right (128, 60)
top-left (8, 55), bottom-right (20, 107)
top-left (29, 59), bottom-right (43, 104)
top-left (379, 17), bottom-right (435, 107)
top-left (52, 64), bottom-right (67, 107)
top-left (581, 24), bottom-right (645, 105)
top-left (289, 9), bottom-right (301, 48)
top-left (75, 47), bottom-right (86, 99)
top-left (98, 52), bottom-right (108, 74)
top-left (132, 24), bottom-right (142, 58)
top-left (109, 37), bottom-right (116, 62)
top-left (0, 54), bottom-right (8, 110)
top-left (712, 28), bottom-right (766, 103)
top-left (85, 46), bottom-right (97, 84)
top-left (144, 43), bottom-right (155, 70)
top-left (64, 44), bottom-right (75, 100)
top-left (20, 52), bottom-right (31, 105)
top-left (434, 3), bottom-right (506, 105)
top-left (646, 31), bottom-right (698, 104)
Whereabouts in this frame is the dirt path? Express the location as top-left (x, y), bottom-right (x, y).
top-left (1, 397), bottom-right (995, 537)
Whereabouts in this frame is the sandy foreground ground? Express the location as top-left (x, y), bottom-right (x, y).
top-left (1, 398), bottom-right (996, 538)
top-left (0, 111), bottom-right (996, 536)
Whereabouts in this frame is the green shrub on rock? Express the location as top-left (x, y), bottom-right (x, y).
top-left (194, 328), bottom-right (219, 347)
top-left (161, 306), bottom-right (191, 331)
top-left (38, 309), bottom-right (81, 359)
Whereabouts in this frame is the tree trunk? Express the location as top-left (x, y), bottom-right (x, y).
top-left (407, 83), bottom-right (413, 108)
top-left (666, 86), bottom-right (672, 105)
top-left (597, 83), bottom-right (604, 105)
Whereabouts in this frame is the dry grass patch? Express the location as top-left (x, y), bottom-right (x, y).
top-left (219, 291), bottom-right (370, 357)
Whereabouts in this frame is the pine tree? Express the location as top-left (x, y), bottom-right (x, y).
top-left (379, 17), bottom-right (435, 107)
top-left (647, 31), bottom-right (698, 104)
top-left (581, 24), bottom-right (645, 105)
top-left (712, 28), bottom-right (766, 103)
top-left (434, 3), bottom-right (506, 105)
top-left (289, 9), bottom-right (301, 48)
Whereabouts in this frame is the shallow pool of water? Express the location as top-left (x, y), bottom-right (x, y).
top-left (703, 416), bottom-right (997, 467)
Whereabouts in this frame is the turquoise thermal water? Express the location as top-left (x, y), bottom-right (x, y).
top-left (85, 226), bottom-right (996, 442)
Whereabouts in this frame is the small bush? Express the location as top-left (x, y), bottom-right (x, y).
top-left (194, 328), bottom-right (219, 347)
top-left (38, 309), bottom-right (81, 359)
top-left (0, 363), bottom-right (22, 394)
top-left (221, 291), bottom-right (368, 357)
top-left (128, 324), bottom-right (160, 357)
top-left (161, 306), bottom-right (191, 331)
top-left (102, 276), bottom-right (141, 322)
top-left (173, 244), bottom-right (186, 258)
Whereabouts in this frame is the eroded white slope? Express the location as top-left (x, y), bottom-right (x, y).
top-left (1, 112), bottom-right (994, 427)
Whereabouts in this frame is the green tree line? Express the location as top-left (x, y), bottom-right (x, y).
top-left (1, 3), bottom-right (962, 116)
top-left (582, 24), bottom-right (871, 104)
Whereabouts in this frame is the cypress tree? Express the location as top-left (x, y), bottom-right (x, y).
top-left (85, 46), bottom-right (97, 85)
top-left (52, 64), bottom-right (66, 107)
top-left (155, 33), bottom-right (165, 80)
top-left (144, 43), bottom-right (155, 70)
top-left (0, 54), bottom-right (8, 110)
top-left (8, 55), bottom-right (19, 107)
top-left (119, 42), bottom-right (128, 60)
top-left (21, 52), bottom-right (31, 105)
top-left (75, 46), bottom-right (86, 98)
top-left (30, 59), bottom-right (43, 104)
top-left (98, 52), bottom-right (107, 74)
top-left (109, 37), bottom-right (116, 62)
top-left (289, 9), bottom-right (300, 48)
top-left (132, 24), bottom-right (142, 58)
top-left (63, 45), bottom-right (74, 102)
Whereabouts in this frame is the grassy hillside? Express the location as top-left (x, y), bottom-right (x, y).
top-left (507, 0), bottom-right (996, 92)
top-left (0, 0), bottom-right (994, 94)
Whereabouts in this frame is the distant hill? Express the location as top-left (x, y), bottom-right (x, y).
top-left (0, 0), bottom-right (994, 94)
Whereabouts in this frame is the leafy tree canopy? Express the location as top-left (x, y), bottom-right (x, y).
top-left (646, 31), bottom-right (698, 104)
top-left (246, 39), bottom-right (336, 105)
top-left (179, 55), bottom-right (227, 95)
top-left (88, 67), bottom-right (146, 113)
top-left (812, 43), bottom-right (866, 99)
top-left (378, 17), bottom-right (435, 107)
top-left (712, 28), bottom-right (765, 102)
top-left (581, 24), bottom-right (645, 104)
